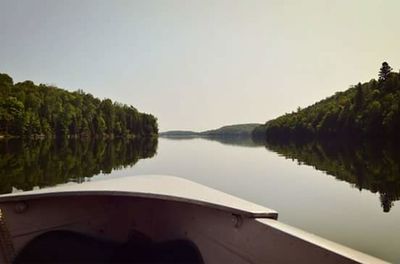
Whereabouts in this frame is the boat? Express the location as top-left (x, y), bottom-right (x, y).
top-left (0, 175), bottom-right (387, 263)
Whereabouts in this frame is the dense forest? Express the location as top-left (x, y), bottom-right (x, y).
top-left (0, 137), bottom-right (158, 194)
top-left (253, 62), bottom-right (400, 140)
top-left (264, 139), bottom-right (400, 213)
top-left (0, 73), bottom-right (158, 138)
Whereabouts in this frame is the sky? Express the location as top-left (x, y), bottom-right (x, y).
top-left (1, 0), bottom-right (400, 131)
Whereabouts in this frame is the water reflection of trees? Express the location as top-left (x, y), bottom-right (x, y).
top-left (264, 139), bottom-right (400, 212)
top-left (0, 137), bottom-right (158, 194)
top-left (204, 135), bottom-right (265, 148)
top-left (161, 135), bottom-right (264, 148)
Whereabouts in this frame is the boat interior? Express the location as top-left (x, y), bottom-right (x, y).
top-left (14, 230), bottom-right (203, 263)
top-left (0, 176), bottom-right (388, 263)
top-left (2, 195), bottom-right (209, 263)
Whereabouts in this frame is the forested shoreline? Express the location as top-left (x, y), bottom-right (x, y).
top-left (253, 62), bottom-right (400, 141)
top-left (0, 73), bottom-right (158, 138)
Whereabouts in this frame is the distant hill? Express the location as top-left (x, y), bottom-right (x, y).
top-left (253, 62), bottom-right (400, 141)
top-left (160, 123), bottom-right (261, 138)
top-left (202, 123), bottom-right (261, 136)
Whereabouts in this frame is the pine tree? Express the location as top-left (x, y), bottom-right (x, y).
top-left (378, 62), bottom-right (392, 82)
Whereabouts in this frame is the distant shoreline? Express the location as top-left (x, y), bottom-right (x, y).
top-left (160, 123), bottom-right (261, 138)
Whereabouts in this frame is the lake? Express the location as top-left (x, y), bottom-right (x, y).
top-left (0, 136), bottom-right (399, 262)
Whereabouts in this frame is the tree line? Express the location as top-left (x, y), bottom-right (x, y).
top-left (0, 73), bottom-right (158, 138)
top-left (253, 62), bottom-right (400, 141)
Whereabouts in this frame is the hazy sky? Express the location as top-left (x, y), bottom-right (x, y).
top-left (1, 0), bottom-right (400, 131)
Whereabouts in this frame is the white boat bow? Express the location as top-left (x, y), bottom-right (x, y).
top-left (0, 175), bottom-right (388, 263)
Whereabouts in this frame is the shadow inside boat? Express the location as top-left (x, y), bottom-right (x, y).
top-left (14, 230), bottom-right (204, 263)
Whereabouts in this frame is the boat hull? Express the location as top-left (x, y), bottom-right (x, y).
top-left (0, 176), bottom-right (388, 263)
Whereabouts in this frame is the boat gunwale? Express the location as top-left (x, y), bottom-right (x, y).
top-left (0, 190), bottom-right (278, 219)
top-left (0, 175), bottom-right (278, 219)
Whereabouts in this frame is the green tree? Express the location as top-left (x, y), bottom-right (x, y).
top-left (353, 83), bottom-right (363, 110)
top-left (379, 62), bottom-right (392, 82)
top-left (94, 116), bottom-right (106, 135)
top-left (100, 99), bottom-right (115, 134)
top-left (24, 112), bottom-right (41, 136)
top-left (0, 97), bottom-right (25, 135)
top-left (0, 73), bottom-right (13, 97)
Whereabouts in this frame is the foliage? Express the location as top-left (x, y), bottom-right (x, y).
top-left (0, 73), bottom-right (158, 138)
top-left (0, 137), bottom-right (158, 194)
top-left (379, 62), bottom-right (393, 82)
top-left (253, 62), bottom-right (400, 140)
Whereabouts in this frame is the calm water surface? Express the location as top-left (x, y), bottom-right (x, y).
top-left (0, 137), bottom-right (399, 262)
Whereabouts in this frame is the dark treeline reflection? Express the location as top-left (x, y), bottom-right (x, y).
top-left (161, 135), bottom-right (264, 148)
top-left (0, 137), bottom-right (158, 194)
top-left (264, 139), bottom-right (400, 212)
top-left (205, 135), bottom-right (264, 148)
